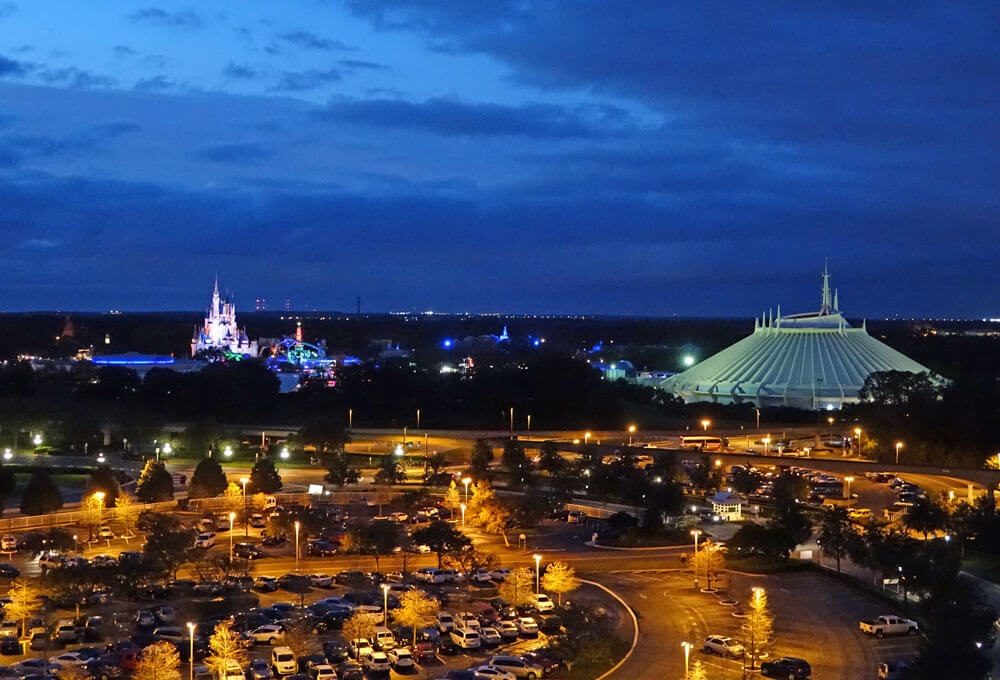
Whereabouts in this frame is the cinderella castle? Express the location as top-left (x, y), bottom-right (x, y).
top-left (191, 278), bottom-right (258, 358)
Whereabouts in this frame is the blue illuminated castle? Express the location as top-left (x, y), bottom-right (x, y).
top-left (191, 278), bottom-right (258, 358)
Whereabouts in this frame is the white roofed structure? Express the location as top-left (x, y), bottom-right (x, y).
top-left (662, 266), bottom-right (932, 410)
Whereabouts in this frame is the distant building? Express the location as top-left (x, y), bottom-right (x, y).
top-left (191, 278), bottom-right (258, 358)
top-left (663, 266), bottom-right (933, 410)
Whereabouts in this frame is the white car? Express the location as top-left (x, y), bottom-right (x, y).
top-left (389, 512), bottom-right (409, 522)
top-left (386, 647), bottom-right (414, 669)
top-left (193, 532), bottom-right (217, 549)
top-left (515, 617), bottom-right (538, 635)
top-left (0, 536), bottom-right (16, 551)
top-left (14, 660), bottom-right (60, 676)
top-left (0, 621), bottom-right (19, 637)
top-left (469, 569), bottom-right (494, 583)
top-left (312, 664), bottom-right (336, 680)
top-left (348, 638), bottom-right (372, 659)
top-left (309, 574), bottom-right (334, 588)
top-left (532, 594), bottom-right (555, 612)
top-left (456, 612), bottom-right (481, 630)
top-left (479, 627), bottom-right (502, 645)
top-left (490, 568), bottom-right (512, 581)
top-left (38, 553), bottom-right (63, 569)
top-left (497, 621), bottom-right (519, 640)
top-left (703, 635), bottom-right (744, 658)
top-left (471, 666), bottom-right (517, 680)
top-left (436, 611), bottom-right (456, 632)
top-left (450, 627), bottom-right (482, 649)
top-left (488, 656), bottom-right (545, 680)
top-left (98, 526), bottom-right (115, 539)
top-left (52, 652), bottom-right (89, 669)
top-left (271, 647), bottom-right (296, 675)
top-left (249, 625), bottom-right (285, 645)
top-left (363, 652), bottom-right (391, 673)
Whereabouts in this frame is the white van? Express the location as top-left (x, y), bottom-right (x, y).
top-left (415, 567), bottom-right (447, 584)
top-left (450, 627), bottom-right (481, 649)
top-left (194, 532), bottom-right (217, 549)
top-left (372, 626), bottom-right (396, 651)
top-left (270, 647), bottom-right (296, 676)
top-left (214, 660), bottom-right (244, 680)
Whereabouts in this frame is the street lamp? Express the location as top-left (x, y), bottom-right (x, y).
top-left (700, 419), bottom-right (711, 432)
top-left (162, 442), bottom-right (172, 456)
top-left (854, 427), bottom-right (862, 457)
top-left (93, 492), bottom-right (105, 528)
top-left (895, 441), bottom-right (903, 465)
top-left (762, 437), bottom-right (771, 455)
top-left (681, 641), bottom-right (693, 679)
top-left (460, 503), bottom-right (467, 527)
top-left (690, 529), bottom-right (702, 587)
top-left (628, 425), bottom-right (636, 446)
top-left (2, 449), bottom-right (11, 461)
top-left (844, 476), bottom-right (854, 499)
top-left (533, 553), bottom-right (542, 593)
top-left (228, 512), bottom-right (235, 561)
top-left (462, 477), bottom-right (471, 504)
top-left (223, 445), bottom-right (233, 457)
top-left (294, 521), bottom-right (301, 574)
top-left (381, 584), bottom-right (390, 626)
top-left (416, 409), bottom-right (420, 430)
top-left (280, 447), bottom-right (290, 460)
top-left (584, 432), bottom-right (591, 444)
top-left (186, 622), bottom-right (196, 680)
top-left (32, 433), bottom-right (42, 446)
top-left (240, 477), bottom-right (249, 537)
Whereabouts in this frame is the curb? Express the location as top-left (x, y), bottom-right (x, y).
top-left (585, 540), bottom-right (687, 551)
top-left (581, 578), bottom-right (639, 680)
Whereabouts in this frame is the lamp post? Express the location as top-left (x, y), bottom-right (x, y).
top-left (228, 512), bottom-right (235, 561)
top-left (186, 622), bottom-right (196, 680)
top-left (280, 447), bottom-right (290, 460)
top-left (628, 425), bottom-right (636, 446)
top-left (700, 419), bottom-right (711, 432)
top-left (844, 476), bottom-right (854, 499)
top-left (754, 408), bottom-right (760, 431)
top-left (533, 554), bottom-right (542, 593)
top-left (895, 441), bottom-right (903, 465)
top-left (381, 584), bottom-right (390, 626)
top-left (681, 641), bottom-right (693, 679)
top-left (94, 492), bottom-right (105, 529)
top-left (854, 428), bottom-right (862, 457)
top-left (460, 503), bottom-right (466, 527)
top-left (416, 409), bottom-right (420, 431)
top-left (240, 477), bottom-right (249, 537)
top-left (510, 407), bottom-right (514, 433)
top-left (527, 414), bottom-right (531, 432)
top-left (462, 477), bottom-right (471, 504)
top-left (690, 529), bottom-right (702, 587)
top-left (762, 437), bottom-right (771, 456)
top-left (223, 445), bottom-right (233, 458)
top-left (348, 408), bottom-right (353, 430)
top-left (584, 432), bottom-right (591, 445)
top-left (294, 521), bottom-right (300, 574)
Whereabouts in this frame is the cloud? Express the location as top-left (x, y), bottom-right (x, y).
top-left (338, 59), bottom-right (388, 71)
top-left (195, 142), bottom-right (272, 164)
top-left (0, 54), bottom-right (29, 77)
top-left (277, 30), bottom-right (353, 52)
top-left (222, 62), bottom-right (257, 80)
top-left (272, 68), bottom-right (341, 92)
top-left (38, 67), bottom-right (114, 89)
top-left (0, 120), bottom-right (139, 165)
top-left (128, 7), bottom-right (201, 29)
top-left (0, 3), bottom-right (16, 19)
top-left (316, 96), bottom-right (636, 139)
top-left (113, 45), bottom-right (137, 58)
top-left (133, 75), bottom-right (175, 91)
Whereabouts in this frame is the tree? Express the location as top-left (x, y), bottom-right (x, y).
top-left (501, 440), bottom-right (530, 485)
top-left (297, 418), bottom-right (350, 461)
top-left (135, 459), bottom-right (173, 502)
top-left (691, 542), bottom-right (726, 590)
top-left (444, 481), bottom-right (462, 513)
top-left (541, 561), bottom-right (579, 605)
top-left (687, 660), bottom-right (708, 680)
top-left (818, 506), bottom-right (854, 572)
top-left (477, 501), bottom-right (513, 547)
top-left (20, 470), bottom-right (63, 515)
top-left (116, 492), bottom-right (139, 535)
top-left (342, 612), bottom-right (379, 643)
top-left (248, 458), bottom-right (282, 494)
top-left (905, 496), bottom-right (947, 540)
top-left (205, 623), bottom-right (248, 679)
top-left (6, 579), bottom-right (42, 636)
top-left (394, 589), bottom-right (438, 646)
top-left (443, 549), bottom-right (498, 584)
top-left (134, 641), bottom-right (182, 680)
top-left (140, 512), bottom-right (194, 579)
top-left (354, 520), bottom-right (399, 570)
top-left (769, 473), bottom-right (812, 547)
top-left (538, 441), bottom-right (565, 475)
top-left (860, 370), bottom-right (941, 406)
top-left (82, 492), bottom-right (106, 540)
top-left (85, 465), bottom-right (121, 506)
top-left (189, 458), bottom-right (228, 498)
top-left (374, 455), bottom-right (405, 485)
top-left (741, 587), bottom-right (773, 669)
top-left (470, 440), bottom-right (493, 478)
top-left (283, 615), bottom-right (322, 657)
top-left (727, 523), bottom-right (796, 562)
top-left (324, 453), bottom-right (360, 488)
top-left (412, 520), bottom-right (471, 568)
top-left (498, 566), bottom-right (535, 607)
top-left (223, 482), bottom-right (243, 513)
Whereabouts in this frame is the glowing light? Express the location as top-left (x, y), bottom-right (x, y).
top-left (162, 442), bottom-right (172, 454)
top-left (442, 339), bottom-right (453, 348)
top-left (394, 444), bottom-right (404, 456)
top-left (2, 449), bottom-right (10, 461)
top-left (223, 445), bottom-right (233, 457)
top-left (280, 447), bottom-right (290, 460)
top-left (32, 434), bottom-right (42, 446)
top-left (682, 355), bottom-right (695, 367)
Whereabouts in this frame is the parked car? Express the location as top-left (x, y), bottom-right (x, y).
top-left (309, 574), bottom-right (334, 588)
top-left (362, 652), bottom-right (390, 674)
top-left (703, 635), bottom-right (744, 658)
top-left (0, 536), bottom-right (17, 552)
top-left (760, 657), bottom-right (812, 679)
top-left (450, 628), bottom-right (481, 650)
top-left (54, 619), bottom-right (80, 643)
top-left (234, 544), bottom-right (264, 560)
top-left (385, 647), bottom-right (414, 670)
top-left (255, 576), bottom-right (280, 593)
top-left (471, 667), bottom-right (516, 680)
top-left (248, 659), bottom-right (273, 680)
top-left (478, 627), bottom-right (502, 646)
top-left (531, 594), bottom-right (555, 612)
top-left (347, 639), bottom-right (372, 660)
top-left (497, 621), bottom-right (518, 640)
top-left (487, 655), bottom-right (545, 680)
top-left (859, 615), bottom-right (918, 638)
top-left (98, 526), bottom-right (115, 539)
top-left (879, 662), bottom-right (908, 680)
top-left (0, 564), bottom-right (19, 578)
top-left (194, 532), bottom-right (217, 549)
top-left (311, 665), bottom-right (335, 680)
top-left (514, 618), bottom-right (538, 636)
top-left (248, 625), bottom-right (285, 645)
top-left (270, 647), bottom-right (297, 676)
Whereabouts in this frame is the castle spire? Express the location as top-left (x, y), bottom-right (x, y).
top-left (833, 288), bottom-right (839, 311)
top-left (820, 260), bottom-right (832, 313)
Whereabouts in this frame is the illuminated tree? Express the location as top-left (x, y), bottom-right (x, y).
top-left (135, 459), bottom-right (173, 502)
top-left (687, 660), bottom-right (708, 680)
top-left (691, 541), bottom-right (726, 590)
top-left (741, 587), bottom-right (773, 669)
top-left (83, 492), bottom-right (105, 540)
top-left (115, 492), bottom-right (139, 535)
top-left (342, 612), bottom-right (379, 643)
top-left (282, 615), bottom-right (321, 658)
top-left (7, 579), bottom-right (43, 637)
top-left (205, 624), bottom-right (248, 678)
top-left (394, 589), bottom-right (438, 646)
top-left (498, 567), bottom-right (534, 607)
top-left (541, 561), bottom-right (579, 605)
top-left (134, 641), bottom-right (182, 680)
top-left (223, 482), bottom-right (243, 513)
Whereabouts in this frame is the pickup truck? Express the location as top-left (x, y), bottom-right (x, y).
top-left (860, 615), bottom-right (918, 638)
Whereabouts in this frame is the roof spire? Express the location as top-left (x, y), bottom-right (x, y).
top-left (820, 260), bottom-right (832, 313)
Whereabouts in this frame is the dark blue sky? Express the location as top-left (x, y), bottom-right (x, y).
top-left (0, 2), bottom-right (997, 317)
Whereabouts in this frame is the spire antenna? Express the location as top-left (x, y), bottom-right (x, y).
top-left (820, 261), bottom-right (832, 313)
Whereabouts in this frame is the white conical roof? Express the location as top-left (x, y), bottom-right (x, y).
top-left (662, 269), bottom-right (932, 410)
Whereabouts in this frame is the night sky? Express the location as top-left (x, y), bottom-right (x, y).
top-left (0, 2), bottom-right (997, 317)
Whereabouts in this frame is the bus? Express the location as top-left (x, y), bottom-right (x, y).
top-left (679, 435), bottom-right (727, 451)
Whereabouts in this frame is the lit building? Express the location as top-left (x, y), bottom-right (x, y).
top-left (663, 267), bottom-right (933, 410)
top-left (191, 278), bottom-right (258, 358)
